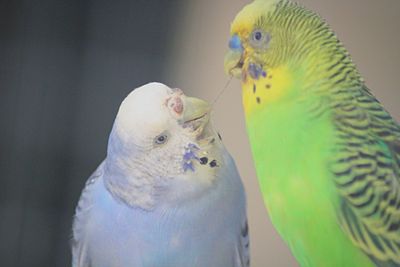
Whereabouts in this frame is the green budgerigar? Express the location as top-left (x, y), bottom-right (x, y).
top-left (224, 0), bottom-right (400, 266)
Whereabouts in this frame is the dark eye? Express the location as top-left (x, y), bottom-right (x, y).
top-left (154, 134), bottom-right (168, 145)
top-left (253, 31), bottom-right (263, 41)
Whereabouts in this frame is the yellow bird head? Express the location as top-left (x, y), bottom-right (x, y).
top-left (223, 0), bottom-right (358, 111)
top-left (224, 0), bottom-right (286, 81)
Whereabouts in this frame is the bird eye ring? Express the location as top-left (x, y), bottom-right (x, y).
top-left (250, 29), bottom-right (271, 49)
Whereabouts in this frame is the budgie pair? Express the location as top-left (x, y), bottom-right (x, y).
top-left (72, 0), bottom-right (400, 266)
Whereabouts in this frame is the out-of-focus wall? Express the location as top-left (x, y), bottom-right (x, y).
top-left (0, 1), bottom-right (182, 266)
top-left (166, 1), bottom-right (400, 266)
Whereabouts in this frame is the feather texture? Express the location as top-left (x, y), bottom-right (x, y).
top-left (225, 0), bottom-right (400, 266)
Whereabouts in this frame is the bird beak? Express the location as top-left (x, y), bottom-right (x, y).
top-left (181, 96), bottom-right (211, 126)
top-left (224, 34), bottom-right (244, 79)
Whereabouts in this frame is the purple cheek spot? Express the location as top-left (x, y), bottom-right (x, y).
top-left (248, 63), bottom-right (265, 80)
top-left (182, 143), bottom-right (201, 172)
top-left (183, 161), bottom-right (195, 172)
top-left (183, 150), bottom-right (198, 161)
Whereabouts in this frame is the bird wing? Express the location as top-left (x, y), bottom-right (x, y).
top-left (235, 219), bottom-right (250, 267)
top-left (71, 161), bottom-right (104, 267)
top-left (331, 85), bottom-right (400, 266)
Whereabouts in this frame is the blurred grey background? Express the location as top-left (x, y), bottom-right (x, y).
top-left (0, 0), bottom-right (399, 266)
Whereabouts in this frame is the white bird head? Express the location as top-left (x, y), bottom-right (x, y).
top-left (105, 82), bottom-right (226, 209)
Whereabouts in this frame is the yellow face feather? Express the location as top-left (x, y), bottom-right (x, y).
top-left (226, 0), bottom-right (299, 115)
top-left (242, 64), bottom-right (294, 115)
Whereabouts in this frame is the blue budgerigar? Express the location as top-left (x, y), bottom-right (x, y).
top-left (71, 82), bottom-right (249, 267)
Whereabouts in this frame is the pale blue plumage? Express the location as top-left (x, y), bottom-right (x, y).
top-left (72, 83), bottom-right (249, 267)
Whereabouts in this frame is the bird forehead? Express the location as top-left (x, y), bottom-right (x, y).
top-left (121, 83), bottom-right (174, 117)
top-left (116, 83), bottom-right (176, 137)
top-left (230, 0), bottom-right (278, 35)
top-left (125, 83), bottom-right (171, 107)
top-left (121, 103), bottom-right (171, 134)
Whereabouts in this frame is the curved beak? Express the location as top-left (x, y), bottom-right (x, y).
top-left (181, 96), bottom-right (211, 125)
top-left (224, 50), bottom-right (243, 78)
top-left (224, 34), bottom-right (244, 79)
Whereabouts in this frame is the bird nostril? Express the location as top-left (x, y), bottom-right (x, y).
top-left (169, 96), bottom-right (183, 114)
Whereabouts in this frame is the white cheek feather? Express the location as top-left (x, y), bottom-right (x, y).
top-left (148, 142), bottom-right (185, 176)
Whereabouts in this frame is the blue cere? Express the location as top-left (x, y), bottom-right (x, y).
top-left (229, 35), bottom-right (243, 51)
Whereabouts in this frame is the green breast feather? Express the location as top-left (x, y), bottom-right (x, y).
top-left (247, 82), bottom-right (400, 267)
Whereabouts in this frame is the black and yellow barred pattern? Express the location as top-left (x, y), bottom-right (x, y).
top-left (332, 85), bottom-right (400, 266)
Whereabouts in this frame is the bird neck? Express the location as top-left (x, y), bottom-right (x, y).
top-left (241, 37), bottom-right (363, 172)
top-left (242, 33), bottom-right (363, 117)
top-left (103, 128), bottom-right (164, 210)
top-left (103, 155), bottom-right (161, 211)
top-left (241, 31), bottom-right (364, 195)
